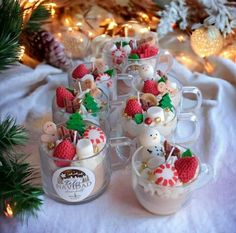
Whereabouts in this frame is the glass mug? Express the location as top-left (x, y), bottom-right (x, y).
top-left (102, 33), bottom-right (173, 80)
top-left (120, 99), bottom-right (200, 144)
top-left (68, 62), bottom-right (117, 101)
top-left (132, 74), bottom-right (202, 113)
top-left (39, 121), bottom-right (135, 204)
top-left (132, 146), bottom-right (213, 215)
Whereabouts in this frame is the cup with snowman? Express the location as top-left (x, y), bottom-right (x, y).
top-left (121, 90), bottom-right (200, 144)
top-left (131, 126), bottom-right (213, 215)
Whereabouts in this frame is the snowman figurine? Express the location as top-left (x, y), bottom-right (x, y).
top-left (138, 64), bottom-right (155, 81)
top-left (139, 126), bottom-right (165, 163)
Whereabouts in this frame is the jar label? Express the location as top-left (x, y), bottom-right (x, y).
top-left (52, 167), bottom-right (95, 202)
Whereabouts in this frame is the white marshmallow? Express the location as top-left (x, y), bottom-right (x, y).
top-left (147, 107), bottom-right (165, 122)
top-left (76, 139), bottom-right (94, 158)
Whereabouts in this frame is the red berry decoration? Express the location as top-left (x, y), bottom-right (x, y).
top-left (72, 64), bottom-right (89, 79)
top-left (142, 80), bottom-right (159, 96)
top-left (174, 157), bottom-right (199, 184)
top-left (53, 139), bottom-right (76, 167)
top-left (145, 117), bottom-right (152, 125)
top-left (56, 86), bottom-right (75, 108)
top-left (124, 98), bottom-right (143, 117)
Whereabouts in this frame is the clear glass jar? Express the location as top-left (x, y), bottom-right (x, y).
top-left (39, 121), bottom-right (134, 204)
top-left (132, 146), bottom-right (213, 215)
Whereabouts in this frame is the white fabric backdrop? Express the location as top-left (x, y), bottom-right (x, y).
top-left (0, 54), bottom-right (236, 233)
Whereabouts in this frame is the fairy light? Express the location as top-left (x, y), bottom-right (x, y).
top-left (204, 60), bottom-right (215, 74)
top-left (107, 20), bottom-right (117, 31)
top-left (19, 46), bottom-right (25, 61)
top-left (88, 31), bottom-right (93, 38)
top-left (177, 35), bottom-right (186, 42)
top-left (4, 203), bottom-right (13, 218)
top-left (43, 2), bottom-right (57, 17)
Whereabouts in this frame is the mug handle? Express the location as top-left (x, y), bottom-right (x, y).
top-left (186, 163), bottom-right (213, 193)
top-left (115, 73), bottom-right (134, 100)
top-left (154, 50), bottom-right (173, 75)
top-left (173, 112), bottom-right (200, 145)
top-left (181, 87), bottom-right (203, 112)
top-left (109, 137), bottom-right (136, 170)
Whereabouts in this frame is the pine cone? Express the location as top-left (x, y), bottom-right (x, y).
top-left (23, 30), bottom-right (72, 71)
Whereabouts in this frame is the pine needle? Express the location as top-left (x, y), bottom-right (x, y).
top-left (0, 0), bottom-right (22, 71)
top-left (0, 116), bottom-right (28, 155)
top-left (24, 5), bottom-right (51, 32)
top-left (0, 155), bottom-right (43, 220)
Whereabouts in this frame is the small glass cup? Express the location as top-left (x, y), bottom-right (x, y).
top-left (39, 121), bottom-right (135, 204)
top-left (102, 33), bottom-right (173, 79)
top-left (132, 74), bottom-right (202, 113)
top-left (68, 62), bottom-right (117, 101)
top-left (132, 146), bottom-right (213, 215)
top-left (121, 100), bottom-right (200, 145)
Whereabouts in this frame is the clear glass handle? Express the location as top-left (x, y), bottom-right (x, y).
top-left (109, 137), bottom-right (136, 170)
top-left (186, 163), bottom-right (213, 193)
top-left (174, 112), bottom-right (200, 145)
top-left (115, 73), bottom-right (134, 100)
top-left (181, 86), bottom-right (202, 112)
top-left (154, 50), bottom-right (174, 75)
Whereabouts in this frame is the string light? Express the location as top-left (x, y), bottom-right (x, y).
top-left (19, 46), bottom-right (25, 61)
top-left (4, 203), bottom-right (13, 218)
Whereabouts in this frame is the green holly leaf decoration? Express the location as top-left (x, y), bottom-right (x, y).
top-left (128, 54), bottom-right (140, 59)
top-left (134, 114), bottom-right (143, 124)
top-left (66, 112), bottom-right (86, 136)
top-left (115, 41), bottom-right (121, 48)
top-left (66, 87), bottom-right (75, 94)
top-left (104, 69), bottom-right (114, 77)
top-left (83, 92), bottom-right (100, 116)
top-left (182, 149), bottom-right (193, 157)
top-left (158, 77), bottom-right (166, 83)
top-left (121, 41), bottom-right (129, 47)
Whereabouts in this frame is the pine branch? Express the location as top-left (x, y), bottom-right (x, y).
top-left (0, 116), bottom-right (28, 155)
top-left (0, 155), bottom-right (43, 220)
top-left (0, 0), bottom-right (22, 72)
top-left (24, 4), bottom-right (51, 33)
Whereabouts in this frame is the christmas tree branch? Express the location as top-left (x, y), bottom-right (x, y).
top-left (0, 117), bottom-right (43, 219)
top-left (0, 0), bottom-right (23, 72)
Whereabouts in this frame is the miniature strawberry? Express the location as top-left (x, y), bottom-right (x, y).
top-left (142, 80), bottom-right (159, 96)
top-left (174, 157), bottom-right (199, 183)
top-left (124, 98), bottom-right (143, 117)
top-left (56, 86), bottom-right (75, 108)
top-left (72, 64), bottom-right (89, 79)
top-left (53, 139), bottom-right (76, 167)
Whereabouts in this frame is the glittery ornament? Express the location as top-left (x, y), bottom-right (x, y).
top-left (190, 26), bottom-right (224, 58)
